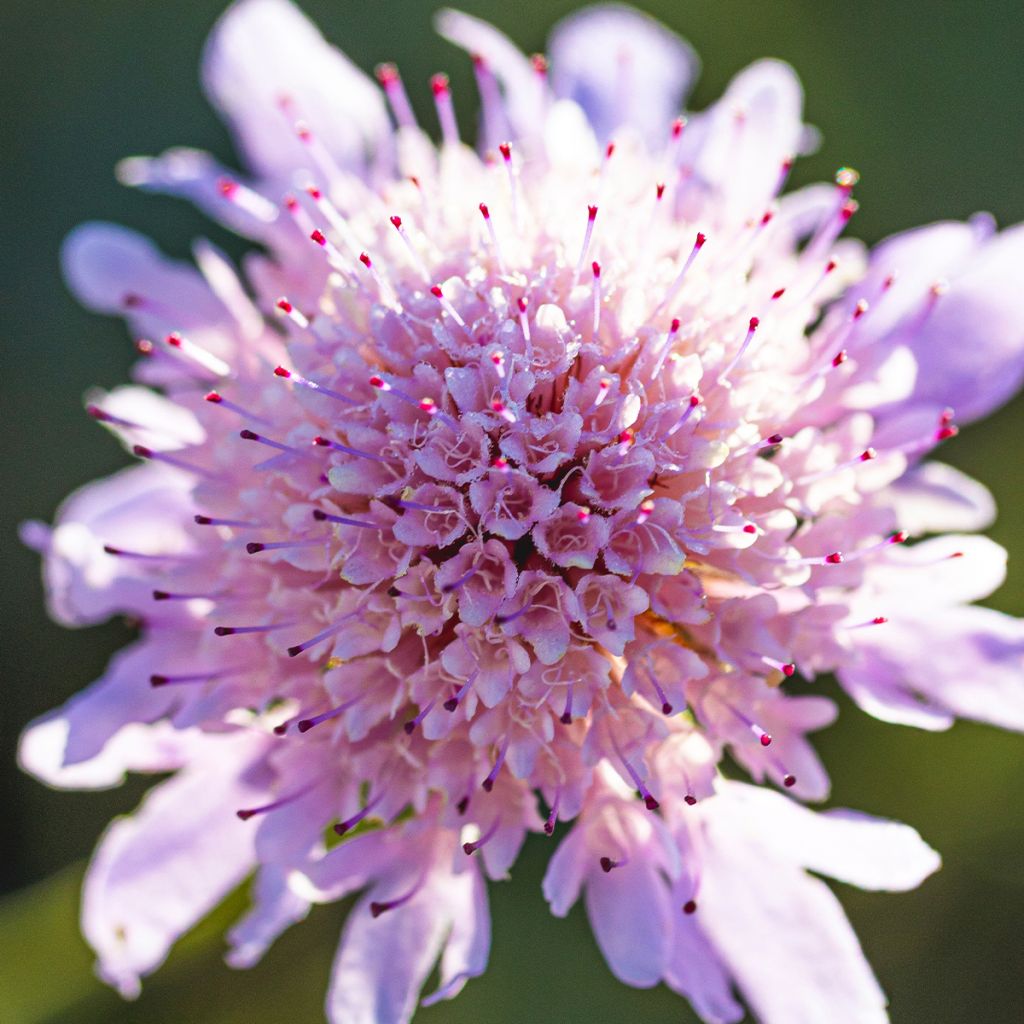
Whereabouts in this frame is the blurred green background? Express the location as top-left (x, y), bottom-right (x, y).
top-left (1, 1), bottom-right (1022, 1021)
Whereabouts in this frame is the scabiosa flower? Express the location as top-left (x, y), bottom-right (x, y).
top-left (19, 1), bottom-right (1024, 1021)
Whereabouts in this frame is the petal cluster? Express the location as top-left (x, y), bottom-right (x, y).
top-left (20, 2), bottom-right (1024, 1022)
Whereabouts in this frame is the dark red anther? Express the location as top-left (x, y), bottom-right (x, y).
top-left (310, 229), bottom-right (326, 246)
top-left (860, 448), bottom-right (877, 461)
top-left (656, 182), bottom-right (666, 200)
top-left (213, 626), bottom-right (235, 636)
top-left (684, 795), bottom-right (697, 806)
top-left (759, 733), bottom-right (773, 747)
top-left (276, 299), bottom-right (293, 313)
top-left (592, 261), bottom-right (601, 278)
top-left (936, 425), bottom-right (959, 441)
top-left (743, 524), bottom-right (758, 534)
top-left (825, 552), bottom-right (844, 565)
top-left (389, 215), bottom-right (402, 229)
top-left (430, 285), bottom-right (444, 298)
top-left (599, 857), bottom-right (616, 873)
top-left (671, 317), bottom-right (681, 332)
top-left (204, 391), bottom-right (223, 403)
top-left (430, 73), bottom-right (449, 97)
top-left (749, 316), bottom-right (760, 331)
top-left (766, 433), bottom-right (784, 445)
top-left (890, 531), bottom-right (908, 544)
top-left (359, 252), bottom-right (372, 268)
top-left (783, 774), bottom-right (797, 788)
top-left (643, 794), bottom-right (660, 811)
top-left (587, 204), bottom-right (598, 222)
top-left (246, 542), bottom-right (265, 554)
top-left (832, 349), bottom-right (848, 367)
top-left (132, 444), bottom-right (152, 459)
top-left (499, 141), bottom-right (511, 161)
top-left (873, 616), bottom-right (888, 625)
top-left (782, 663), bottom-right (796, 677)
top-left (695, 231), bottom-right (707, 248)
top-left (772, 288), bottom-right (786, 300)
top-left (682, 900), bottom-right (697, 915)
top-left (165, 332), bottom-right (182, 348)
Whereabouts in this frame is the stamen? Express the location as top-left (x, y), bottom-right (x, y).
top-left (213, 621), bottom-right (295, 637)
top-left (236, 780), bottom-right (316, 821)
top-left (369, 873), bottom-right (426, 917)
top-left (274, 296), bottom-right (309, 330)
top-left (312, 508), bottom-right (382, 530)
top-left (430, 283), bottom-right (472, 338)
top-left (544, 790), bottom-right (561, 835)
top-left (312, 435), bottom-right (392, 464)
top-left (273, 365), bottom-right (358, 405)
top-left (193, 514), bottom-right (264, 528)
top-left (204, 390), bottom-right (271, 424)
top-left (287, 613), bottom-right (361, 658)
top-left (297, 696), bottom-right (363, 734)
top-left (132, 445), bottom-right (213, 478)
top-left (462, 816), bottom-right (501, 855)
top-left (431, 73), bottom-right (460, 147)
top-left (717, 317), bottom-right (761, 385)
top-left (403, 696), bottom-right (438, 734)
top-left (481, 737), bottom-right (510, 791)
top-left (656, 232), bottom-right (706, 314)
top-left (478, 202), bottom-right (507, 274)
top-left (163, 331), bottom-right (231, 377)
top-left (334, 791), bottom-right (385, 835)
top-left (499, 142), bottom-right (520, 229)
top-left (575, 205), bottom-right (599, 277)
top-left (240, 429), bottom-right (315, 460)
top-left (375, 63), bottom-right (417, 127)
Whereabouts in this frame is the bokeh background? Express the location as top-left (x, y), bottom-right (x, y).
top-left (1, 1), bottom-right (1022, 1021)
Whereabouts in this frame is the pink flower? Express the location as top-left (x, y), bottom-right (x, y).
top-left (19, 1), bottom-right (1023, 1021)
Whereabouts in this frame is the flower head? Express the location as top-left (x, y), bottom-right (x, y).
top-left (20, 2), bottom-right (1024, 1022)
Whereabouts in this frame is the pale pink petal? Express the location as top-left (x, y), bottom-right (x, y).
top-left (665, 917), bottom-right (744, 1024)
top-left (18, 719), bottom-right (191, 790)
top-left (887, 461), bottom-right (996, 534)
top-left (691, 60), bottom-right (804, 221)
top-left (202, 0), bottom-right (389, 182)
top-left (326, 865), bottom-right (471, 1024)
top-left (541, 827), bottom-right (587, 917)
top-left (699, 797), bottom-right (889, 1023)
top-left (549, 4), bottom-right (698, 146)
top-left (17, 639), bottom-right (196, 779)
top-left (62, 223), bottom-right (232, 351)
top-left (713, 783), bottom-right (940, 892)
top-left (24, 464), bottom-right (194, 625)
top-left (852, 221), bottom-right (1024, 422)
top-left (845, 606), bottom-right (1024, 732)
top-left (83, 732), bottom-right (272, 996)
top-left (434, 9), bottom-right (540, 141)
top-left (584, 858), bottom-right (674, 988)
top-left (226, 865), bottom-right (310, 969)
top-left (421, 862), bottom-right (490, 1006)
top-left (117, 148), bottom-right (279, 238)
